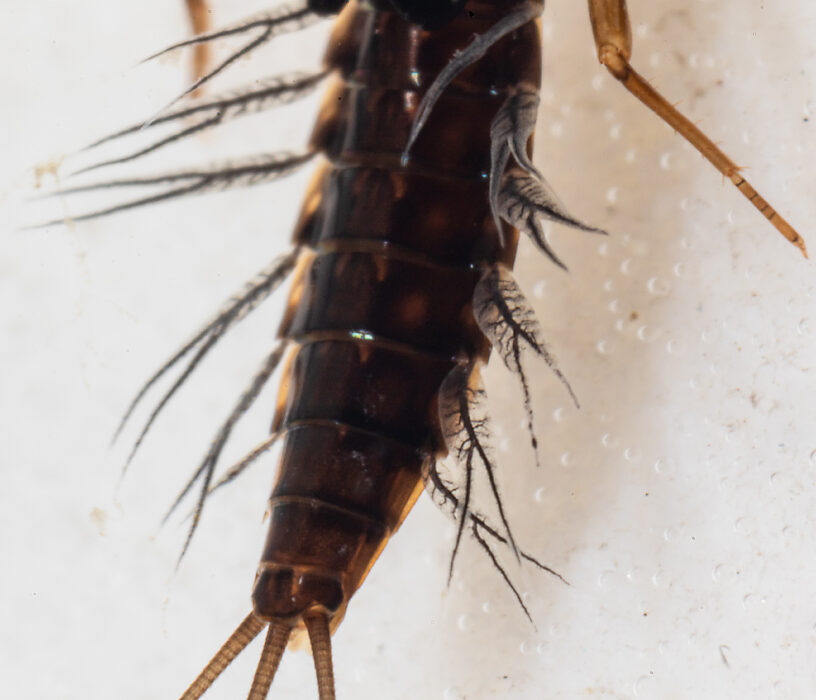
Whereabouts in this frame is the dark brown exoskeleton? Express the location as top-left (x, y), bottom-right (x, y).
top-left (171, 1), bottom-right (595, 696)
top-left (47, 1), bottom-right (586, 696)
top-left (39, 0), bottom-right (807, 697)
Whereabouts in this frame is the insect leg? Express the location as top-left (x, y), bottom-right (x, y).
top-left (183, 0), bottom-right (212, 87)
top-left (587, 0), bottom-right (806, 256)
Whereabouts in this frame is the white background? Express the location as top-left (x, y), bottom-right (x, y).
top-left (3, 1), bottom-right (816, 698)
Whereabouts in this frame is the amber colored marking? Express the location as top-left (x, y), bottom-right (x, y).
top-left (185, 0), bottom-right (212, 86)
top-left (588, 0), bottom-right (807, 257)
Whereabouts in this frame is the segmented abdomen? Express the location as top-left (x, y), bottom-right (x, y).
top-left (252, 0), bottom-right (542, 622)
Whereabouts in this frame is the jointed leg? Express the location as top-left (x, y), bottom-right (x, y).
top-left (587, 0), bottom-right (806, 256)
top-left (185, 0), bottom-right (212, 86)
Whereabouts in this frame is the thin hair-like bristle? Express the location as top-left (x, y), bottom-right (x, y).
top-left (32, 152), bottom-right (315, 228)
top-left (179, 612), bottom-right (266, 700)
top-left (114, 249), bottom-right (298, 464)
top-left (425, 462), bottom-right (570, 594)
top-left (167, 343), bottom-right (287, 565)
top-left (74, 72), bottom-right (326, 176)
top-left (179, 431), bottom-right (282, 526)
top-left (207, 432), bottom-right (281, 496)
top-left (448, 449), bottom-right (473, 585)
top-left (471, 522), bottom-right (534, 625)
top-left (142, 2), bottom-right (321, 121)
top-left (305, 611), bottom-right (336, 700)
top-left (246, 622), bottom-right (292, 700)
top-left (439, 364), bottom-right (521, 562)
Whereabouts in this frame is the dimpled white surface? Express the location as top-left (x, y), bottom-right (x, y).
top-left (2, 1), bottom-right (816, 698)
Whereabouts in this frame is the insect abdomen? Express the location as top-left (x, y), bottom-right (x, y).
top-left (253, 0), bottom-right (542, 623)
